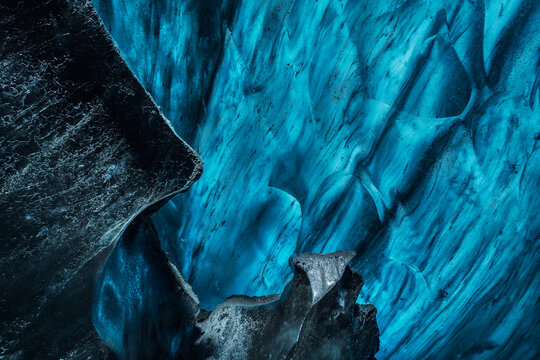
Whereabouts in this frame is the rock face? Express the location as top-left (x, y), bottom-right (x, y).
top-left (0, 0), bottom-right (201, 358)
top-left (93, 213), bottom-right (379, 360)
top-left (194, 252), bottom-right (379, 360)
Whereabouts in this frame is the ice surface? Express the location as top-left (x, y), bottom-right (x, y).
top-left (93, 214), bottom-right (200, 359)
top-left (93, 0), bottom-right (540, 358)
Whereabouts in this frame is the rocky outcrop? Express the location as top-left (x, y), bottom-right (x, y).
top-left (0, 1), bottom-right (201, 358)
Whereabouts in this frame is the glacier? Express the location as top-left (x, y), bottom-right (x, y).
top-left (92, 0), bottom-right (540, 359)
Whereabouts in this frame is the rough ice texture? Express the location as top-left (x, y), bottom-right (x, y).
top-left (93, 0), bottom-right (540, 358)
top-left (93, 213), bottom-right (379, 359)
top-left (0, 0), bottom-right (201, 358)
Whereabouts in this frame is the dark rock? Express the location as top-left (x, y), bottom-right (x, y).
top-left (0, 0), bottom-right (202, 358)
top-left (193, 251), bottom-right (379, 360)
top-left (285, 269), bottom-right (379, 360)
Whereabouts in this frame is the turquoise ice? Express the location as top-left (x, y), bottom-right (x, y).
top-left (92, 0), bottom-right (540, 358)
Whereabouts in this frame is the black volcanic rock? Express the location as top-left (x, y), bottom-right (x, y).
top-left (193, 252), bottom-right (379, 360)
top-left (0, 0), bottom-right (201, 358)
top-left (285, 268), bottom-right (379, 360)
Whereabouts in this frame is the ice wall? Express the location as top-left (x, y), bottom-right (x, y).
top-left (92, 0), bottom-right (540, 358)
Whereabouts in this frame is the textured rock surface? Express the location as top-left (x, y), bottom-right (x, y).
top-left (0, 1), bottom-right (201, 359)
top-left (194, 251), bottom-right (379, 360)
top-left (93, 215), bottom-right (379, 360)
top-left (93, 0), bottom-right (540, 358)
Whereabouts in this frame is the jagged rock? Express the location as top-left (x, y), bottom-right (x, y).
top-left (0, 0), bottom-right (201, 358)
top-left (194, 252), bottom-right (379, 360)
top-left (93, 214), bottom-right (379, 359)
top-left (285, 270), bottom-right (379, 360)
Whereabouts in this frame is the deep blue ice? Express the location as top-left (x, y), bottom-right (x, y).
top-left (92, 1), bottom-right (540, 358)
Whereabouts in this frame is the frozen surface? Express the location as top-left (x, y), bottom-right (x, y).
top-left (93, 214), bottom-right (200, 359)
top-left (93, 0), bottom-right (540, 358)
